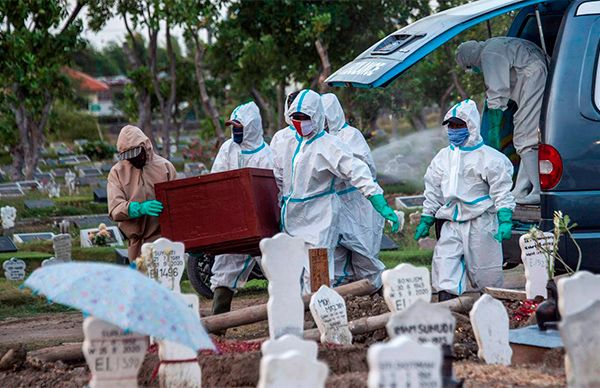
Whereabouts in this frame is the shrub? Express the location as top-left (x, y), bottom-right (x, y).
top-left (81, 140), bottom-right (116, 161)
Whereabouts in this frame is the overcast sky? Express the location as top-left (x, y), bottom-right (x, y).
top-left (80, 6), bottom-right (188, 50)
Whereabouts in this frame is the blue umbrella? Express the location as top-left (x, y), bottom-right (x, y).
top-left (24, 262), bottom-right (214, 351)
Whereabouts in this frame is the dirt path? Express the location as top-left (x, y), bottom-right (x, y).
top-left (0, 313), bottom-right (83, 349)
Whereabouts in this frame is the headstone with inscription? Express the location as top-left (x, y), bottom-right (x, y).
top-left (53, 234), bottom-right (72, 262)
top-left (257, 351), bottom-right (328, 388)
top-left (309, 285), bottom-right (352, 345)
top-left (470, 294), bottom-right (512, 365)
top-left (65, 169), bottom-right (77, 195)
top-left (382, 263), bottom-right (432, 312)
top-left (386, 299), bottom-right (455, 346)
top-left (260, 233), bottom-right (307, 339)
top-left (519, 232), bottom-right (553, 299)
top-left (82, 316), bottom-right (148, 388)
top-left (142, 238), bottom-right (185, 293)
top-left (3, 258), bottom-right (26, 281)
top-left (367, 336), bottom-right (442, 388)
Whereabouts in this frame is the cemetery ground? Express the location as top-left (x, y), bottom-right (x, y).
top-left (0, 172), bottom-right (566, 387)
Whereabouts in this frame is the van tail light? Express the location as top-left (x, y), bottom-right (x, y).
top-left (539, 144), bottom-right (563, 190)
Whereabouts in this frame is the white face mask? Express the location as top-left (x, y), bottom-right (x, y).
top-left (292, 119), bottom-right (316, 137)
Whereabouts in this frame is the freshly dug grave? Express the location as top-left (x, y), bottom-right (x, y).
top-left (0, 294), bottom-right (564, 387)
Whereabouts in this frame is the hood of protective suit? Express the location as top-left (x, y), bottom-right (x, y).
top-left (443, 99), bottom-right (482, 148)
top-left (229, 101), bottom-right (264, 150)
top-left (116, 125), bottom-right (155, 162)
top-left (321, 93), bottom-right (346, 135)
top-left (455, 40), bottom-right (484, 70)
top-left (287, 89), bottom-right (326, 136)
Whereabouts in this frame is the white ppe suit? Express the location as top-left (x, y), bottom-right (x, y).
top-left (423, 99), bottom-right (515, 295)
top-left (456, 37), bottom-right (547, 155)
top-left (321, 93), bottom-right (385, 289)
top-left (210, 101), bottom-right (274, 291)
top-left (271, 89), bottom-right (383, 290)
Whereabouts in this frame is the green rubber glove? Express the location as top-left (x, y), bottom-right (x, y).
top-left (128, 200), bottom-right (164, 218)
top-left (368, 194), bottom-right (399, 233)
top-left (494, 208), bottom-right (513, 242)
top-left (414, 214), bottom-right (436, 241)
top-left (486, 108), bottom-right (504, 150)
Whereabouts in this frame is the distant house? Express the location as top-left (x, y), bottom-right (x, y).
top-left (63, 67), bottom-right (128, 117)
top-left (96, 75), bottom-right (131, 117)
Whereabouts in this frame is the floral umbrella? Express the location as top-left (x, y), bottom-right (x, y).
top-left (24, 262), bottom-right (214, 351)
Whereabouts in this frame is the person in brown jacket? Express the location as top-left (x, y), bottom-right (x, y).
top-left (107, 125), bottom-right (177, 262)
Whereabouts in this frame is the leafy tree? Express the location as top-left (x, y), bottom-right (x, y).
top-left (0, 0), bottom-right (87, 179)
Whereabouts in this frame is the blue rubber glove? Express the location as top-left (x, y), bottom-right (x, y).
top-left (128, 200), bottom-right (164, 218)
top-left (368, 194), bottom-right (399, 233)
top-left (414, 214), bottom-right (436, 240)
top-left (494, 208), bottom-right (513, 242)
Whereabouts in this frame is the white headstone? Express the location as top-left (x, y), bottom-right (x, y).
top-left (257, 351), bottom-right (328, 388)
top-left (519, 232), bottom-right (553, 299)
top-left (560, 300), bottom-right (600, 388)
top-left (42, 257), bottom-right (61, 267)
top-left (261, 334), bottom-right (318, 360)
top-left (82, 316), bottom-right (148, 388)
top-left (158, 293), bottom-right (201, 388)
top-left (65, 169), bottom-right (77, 195)
top-left (143, 238), bottom-right (185, 293)
top-left (309, 285), bottom-right (352, 345)
top-left (52, 233), bottom-right (72, 261)
top-left (3, 258), bottom-right (26, 281)
top-left (386, 299), bottom-right (455, 346)
top-left (558, 271), bottom-right (600, 318)
top-left (1, 206), bottom-right (16, 230)
top-left (48, 182), bottom-right (61, 198)
top-left (367, 336), bottom-right (442, 388)
top-left (469, 294), bottom-right (512, 365)
top-left (395, 210), bottom-right (405, 232)
top-left (260, 233), bottom-right (307, 339)
top-left (382, 263), bottom-right (431, 312)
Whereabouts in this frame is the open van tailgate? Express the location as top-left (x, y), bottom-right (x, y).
top-left (325, 0), bottom-right (548, 88)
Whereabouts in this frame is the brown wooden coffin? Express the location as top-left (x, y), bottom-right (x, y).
top-left (155, 168), bottom-right (280, 255)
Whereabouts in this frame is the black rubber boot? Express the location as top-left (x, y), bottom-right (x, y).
top-left (438, 291), bottom-right (458, 302)
top-left (212, 287), bottom-right (234, 316)
top-left (210, 287), bottom-right (235, 336)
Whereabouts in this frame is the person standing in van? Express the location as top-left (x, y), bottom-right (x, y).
top-left (455, 37), bottom-right (548, 205)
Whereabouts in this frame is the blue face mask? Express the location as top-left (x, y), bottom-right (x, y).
top-left (448, 127), bottom-right (470, 146)
top-left (232, 126), bottom-right (243, 144)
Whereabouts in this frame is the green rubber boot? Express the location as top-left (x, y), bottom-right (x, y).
top-left (210, 287), bottom-right (235, 336)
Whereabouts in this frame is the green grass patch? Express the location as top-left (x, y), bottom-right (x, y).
top-left (380, 249), bottom-right (433, 270)
top-left (0, 278), bottom-right (73, 320)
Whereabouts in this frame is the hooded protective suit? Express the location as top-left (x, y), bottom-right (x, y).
top-left (210, 101), bottom-right (274, 291)
top-left (108, 125), bottom-right (177, 262)
top-left (271, 93), bottom-right (300, 203)
top-left (423, 99), bottom-right (515, 295)
top-left (321, 93), bottom-right (385, 289)
top-left (272, 89), bottom-right (383, 289)
top-left (455, 37), bottom-right (547, 155)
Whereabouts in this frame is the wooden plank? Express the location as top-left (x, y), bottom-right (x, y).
top-left (484, 287), bottom-right (527, 301)
top-left (309, 248), bottom-right (330, 292)
top-left (202, 279), bottom-right (374, 333)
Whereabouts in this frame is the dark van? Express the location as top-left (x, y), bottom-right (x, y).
top-left (326, 0), bottom-right (600, 272)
